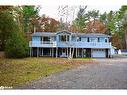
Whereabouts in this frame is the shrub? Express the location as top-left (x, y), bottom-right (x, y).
top-left (5, 31), bottom-right (29, 58)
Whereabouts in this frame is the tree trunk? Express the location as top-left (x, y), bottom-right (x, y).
top-left (93, 18), bottom-right (96, 33)
top-left (125, 27), bottom-right (127, 49)
top-left (71, 47), bottom-right (75, 58)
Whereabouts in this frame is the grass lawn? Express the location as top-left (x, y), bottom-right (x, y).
top-left (0, 57), bottom-right (93, 87)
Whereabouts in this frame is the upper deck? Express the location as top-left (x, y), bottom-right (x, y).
top-left (29, 31), bottom-right (112, 48)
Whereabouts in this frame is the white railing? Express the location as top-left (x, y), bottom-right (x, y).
top-left (73, 42), bottom-right (111, 48)
top-left (29, 41), bottom-right (57, 47)
top-left (29, 41), bottom-right (112, 48)
top-left (57, 41), bottom-right (112, 48)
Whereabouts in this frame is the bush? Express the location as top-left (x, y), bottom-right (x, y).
top-left (5, 31), bottom-right (29, 58)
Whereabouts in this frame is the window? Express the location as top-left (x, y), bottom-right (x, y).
top-left (99, 37), bottom-right (105, 42)
top-left (71, 36), bottom-right (76, 41)
top-left (105, 39), bottom-right (108, 42)
top-left (54, 36), bottom-right (56, 41)
top-left (61, 35), bottom-right (66, 41)
top-left (90, 38), bottom-right (98, 42)
top-left (59, 35), bottom-right (69, 42)
top-left (77, 37), bottom-right (81, 41)
top-left (88, 38), bottom-right (89, 42)
top-left (41, 37), bottom-right (43, 41)
top-left (81, 37), bottom-right (87, 42)
top-left (43, 36), bottom-right (50, 41)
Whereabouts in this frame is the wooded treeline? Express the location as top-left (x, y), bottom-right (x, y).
top-left (0, 5), bottom-right (127, 57)
top-left (70, 6), bottom-right (127, 49)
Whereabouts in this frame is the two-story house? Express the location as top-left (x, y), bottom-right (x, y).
top-left (29, 30), bottom-right (114, 58)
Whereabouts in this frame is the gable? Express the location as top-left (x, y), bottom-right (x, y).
top-left (56, 30), bottom-right (71, 35)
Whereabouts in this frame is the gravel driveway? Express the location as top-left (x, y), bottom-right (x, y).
top-left (17, 57), bottom-right (127, 89)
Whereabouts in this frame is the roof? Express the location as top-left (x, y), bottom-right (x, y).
top-left (72, 33), bottom-right (111, 37)
top-left (32, 32), bottom-right (56, 36)
top-left (32, 31), bottom-right (111, 37)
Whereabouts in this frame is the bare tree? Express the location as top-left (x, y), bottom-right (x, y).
top-left (58, 5), bottom-right (78, 30)
top-left (58, 5), bottom-right (78, 58)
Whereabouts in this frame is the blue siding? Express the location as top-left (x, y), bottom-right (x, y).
top-left (32, 36), bottom-right (41, 41)
top-left (30, 32), bottom-right (111, 49)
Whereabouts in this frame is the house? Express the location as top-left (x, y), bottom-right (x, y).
top-left (29, 30), bottom-right (114, 58)
top-left (117, 49), bottom-right (127, 55)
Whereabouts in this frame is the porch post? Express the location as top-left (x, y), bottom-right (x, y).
top-left (31, 47), bottom-right (33, 56)
top-left (52, 48), bottom-right (54, 57)
top-left (67, 47), bottom-right (68, 57)
top-left (30, 47), bottom-right (31, 57)
top-left (108, 49), bottom-right (110, 58)
top-left (50, 48), bottom-right (51, 56)
top-left (91, 49), bottom-right (92, 58)
top-left (82, 48), bottom-right (83, 58)
top-left (77, 48), bottom-right (79, 57)
top-left (42, 48), bottom-right (43, 56)
top-left (37, 47), bottom-right (39, 57)
top-left (69, 47), bottom-right (71, 58)
top-left (56, 48), bottom-right (58, 58)
top-left (78, 48), bottom-right (79, 57)
top-left (76, 48), bottom-right (77, 58)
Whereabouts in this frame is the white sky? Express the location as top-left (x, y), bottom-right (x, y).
top-left (1, 0), bottom-right (127, 22)
top-left (39, 5), bottom-right (122, 22)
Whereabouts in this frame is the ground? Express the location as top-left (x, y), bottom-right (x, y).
top-left (17, 56), bottom-right (127, 89)
top-left (0, 57), bottom-right (92, 88)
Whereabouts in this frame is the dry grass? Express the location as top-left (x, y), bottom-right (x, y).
top-left (0, 57), bottom-right (94, 87)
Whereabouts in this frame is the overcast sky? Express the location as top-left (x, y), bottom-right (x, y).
top-left (1, 0), bottom-right (126, 22)
top-left (39, 5), bottom-right (122, 22)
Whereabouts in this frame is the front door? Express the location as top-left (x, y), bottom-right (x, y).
top-left (83, 49), bottom-right (86, 57)
top-left (60, 48), bottom-right (67, 57)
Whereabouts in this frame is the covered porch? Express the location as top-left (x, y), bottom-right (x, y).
top-left (30, 47), bottom-right (111, 58)
top-left (29, 47), bottom-right (89, 58)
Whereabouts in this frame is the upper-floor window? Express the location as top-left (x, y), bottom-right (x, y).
top-left (71, 36), bottom-right (81, 41)
top-left (71, 36), bottom-right (76, 41)
top-left (89, 37), bottom-right (98, 42)
top-left (105, 39), bottom-right (108, 42)
top-left (59, 35), bottom-right (69, 42)
top-left (77, 37), bottom-right (81, 41)
top-left (99, 37), bottom-right (105, 42)
top-left (43, 36), bottom-right (50, 41)
top-left (54, 36), bottom-right (56, 41)
top-left (99, 37), bottom-right (108, 43)
top-left (81, 37), bottom-right (87, 42)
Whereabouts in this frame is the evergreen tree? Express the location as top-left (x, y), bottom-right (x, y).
top-left (5, 31), bottom-right (29, 58)
top-left (0, 11), bottom-right (17, 50)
